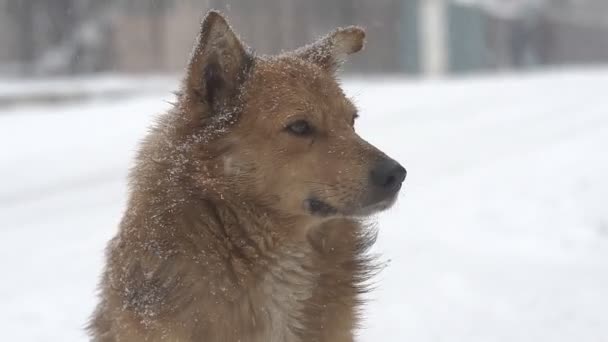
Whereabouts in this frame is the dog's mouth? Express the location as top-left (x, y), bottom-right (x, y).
top-left (303, 198), bottom-right (338, 217)
top-left (304, 194), bottom-right (398, 218)
top-left (351, 195), bottom-right (398, 217)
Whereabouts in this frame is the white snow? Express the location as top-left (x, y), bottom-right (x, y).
top-left (0, 74), bottom-right (174, 107)
top-left (1, 69), bottom-right (607, 341)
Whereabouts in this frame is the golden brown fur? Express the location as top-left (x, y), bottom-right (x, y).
top-left (88, 10), bottom-right (405, 342)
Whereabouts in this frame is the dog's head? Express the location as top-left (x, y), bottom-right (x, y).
top-left (181, 11), bottom-right (405, 219)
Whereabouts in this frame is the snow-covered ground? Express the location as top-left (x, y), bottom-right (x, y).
top-left (0, 74), bottom-right (174, 107)
top-left (1, 69), bottom-right (607, 341)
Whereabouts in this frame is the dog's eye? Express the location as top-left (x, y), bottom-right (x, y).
top-left (286, 120), bottom-right (314, 136)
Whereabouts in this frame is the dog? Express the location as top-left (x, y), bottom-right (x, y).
top-left (88, 10), bottom-right (406, 342)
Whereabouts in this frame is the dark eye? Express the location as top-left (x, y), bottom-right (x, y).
top-left (286, 120), bottom-right (314, 136)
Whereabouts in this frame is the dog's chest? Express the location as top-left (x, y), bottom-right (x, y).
top-left (254, 248), bottom-right (316, 342)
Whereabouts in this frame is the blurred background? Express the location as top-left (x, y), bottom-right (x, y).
top-left (1, 1), bottom-right (607, 341)
top-left (2, 0), bottom-right (608, 76)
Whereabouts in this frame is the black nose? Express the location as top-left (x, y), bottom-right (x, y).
top-left (370, 158), bottom-right (407, 192)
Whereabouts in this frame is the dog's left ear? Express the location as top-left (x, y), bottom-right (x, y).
top-left (293, 26), bottom-right (365, 73)
top-left (184, 11), bottom-right (253, 109)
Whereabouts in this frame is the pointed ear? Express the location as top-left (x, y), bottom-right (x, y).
top-left (184, 11), bottom-right (253, 109)
top-left (293, 26), bottom-right (365, 73)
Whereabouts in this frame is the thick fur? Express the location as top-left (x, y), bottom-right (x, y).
top-left (89, 11), bottom-right (402, 342)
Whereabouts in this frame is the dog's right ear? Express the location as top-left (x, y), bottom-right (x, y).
top-left (293, 26), bottom-right (365, 73)
top-left (184, 11), bottom-right (253, 110)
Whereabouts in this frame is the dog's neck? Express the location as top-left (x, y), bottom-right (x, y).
top-left (130, 172), bottom-right (313, 256)
top-left (194, 196), bottom-right (319, 339)
top-left (192, 193), bottom-right (316, 254)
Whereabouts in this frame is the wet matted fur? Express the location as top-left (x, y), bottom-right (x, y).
top-left (88, 10), bottom-right (406, 342)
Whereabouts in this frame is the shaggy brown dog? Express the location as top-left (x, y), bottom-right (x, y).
top-left (88, 10), bottom-right (406, 342)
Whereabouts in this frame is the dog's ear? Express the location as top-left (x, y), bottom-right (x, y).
top-left (293, 26), bottom-right (365, 73)
top-left (184, 11), bottom-right (253, 109)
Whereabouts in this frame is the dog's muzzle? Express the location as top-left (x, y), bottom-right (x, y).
top-left (304, 158), bottom-right (406, 218)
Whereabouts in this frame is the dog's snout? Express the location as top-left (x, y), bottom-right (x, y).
top-left (369, 158), bottom-right (406, 192)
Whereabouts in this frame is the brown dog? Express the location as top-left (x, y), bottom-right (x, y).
top-left (88, 10), bottom-right (406, 342)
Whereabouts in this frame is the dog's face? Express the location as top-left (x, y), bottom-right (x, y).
top-left (184, 12), bottom-right (405, 219)
top-left (229, 60), bottom-right (405, 218)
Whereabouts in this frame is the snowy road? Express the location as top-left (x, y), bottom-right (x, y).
top-left (1, 70), bottom-right (607, 341)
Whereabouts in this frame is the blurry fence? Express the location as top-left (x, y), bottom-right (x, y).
top-left (1, 0), bottom-right (607, 76)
